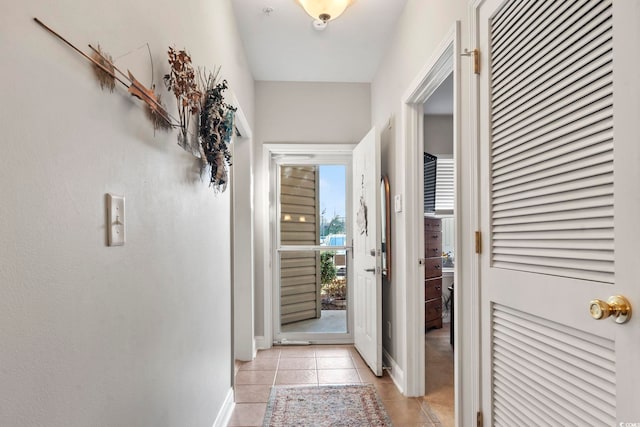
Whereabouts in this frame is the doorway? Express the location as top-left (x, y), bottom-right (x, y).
top-left (422, 72), bottom-right (455, 426)
top-left (267, 148), bottom-right (355, 344)
top-left (400, 21), bottom-right (462, 425)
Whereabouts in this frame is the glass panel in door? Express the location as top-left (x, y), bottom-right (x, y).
top-left (278, 164), bottom-right (349, 337)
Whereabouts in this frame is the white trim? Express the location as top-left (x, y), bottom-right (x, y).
top-left (401, 23), bottom-right (459, 399)
top-left (383, 348), bottom-right (405, 394)
top-left (231, 99), bottom-right (255, 362)
top-left (468, 1), bottom-right (485, 423)
top-left (254, 335), bottom-right (268, 351)
top-left (211, 387), bottom-right (235, 427)
top-left (262, 145), bottom-right (274, 347)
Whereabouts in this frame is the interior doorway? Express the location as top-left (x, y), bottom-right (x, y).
top-left (422, 72), bottom-right (455, 426)
top-left (399, 21), bottom-right (461, 426)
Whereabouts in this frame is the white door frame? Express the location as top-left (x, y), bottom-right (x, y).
top-left (230, 96), bottom-right (254, 365)
top-left (401, 22), bottom-right (480, 424)
top-left (231, 96), bottom-right (255, 362)
top-left (262, 143), bottom-right (357, 346)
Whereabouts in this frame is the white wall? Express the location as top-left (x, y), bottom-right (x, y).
top-left (424, 115), bottom-right (454, 155)
top-left (370, 0), bottom-right (473, 424)
top-left (253, 81), bottom-right (371, 339)
top-left (0, 0), bottom-right (254, 425)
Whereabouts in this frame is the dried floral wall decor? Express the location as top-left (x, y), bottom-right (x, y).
top-left (90, 44), bottom-right (116, 92)
top-left (33, 18), bottom-right (173, 131)
top-left (164, 47), bottom-right (202, 154)
top-left (199, 70), bottom-right (236, 192)
top-left (164, 48), bottom-right (236, 192)
top-left (33, 18), bottom-right (237, 193)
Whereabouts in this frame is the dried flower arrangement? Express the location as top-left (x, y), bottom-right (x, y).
top-left (164, 47), bottom-right (236, 192)
top-left (164, 47), bottom-right (202, 155)
top-left (199, 69), bottom-right (236, 192)
top-left (33, 18), bottom-right (236, 193)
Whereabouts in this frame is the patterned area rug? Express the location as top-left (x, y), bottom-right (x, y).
top-left (263, 384), bottom-right (392, 426)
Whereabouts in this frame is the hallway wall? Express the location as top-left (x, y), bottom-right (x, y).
top-left (253, 81), bottom-right (371, 340)
top-left (0, 0), bottom-right (254, 426)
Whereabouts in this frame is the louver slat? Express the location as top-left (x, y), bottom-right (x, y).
top-left (492, 1), bottom-right (611, 100)
top-left (489, 0), bottom-right (614, 283)
top-left (491, 305), bottom-right (616, 426)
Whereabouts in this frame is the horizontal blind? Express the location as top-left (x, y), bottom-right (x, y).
top-left (492, 304), bottom-right (616, 426)
top-left (489, 0), bottom-right (614, 283)
top-left (435, 157), bottom-right (454, 213)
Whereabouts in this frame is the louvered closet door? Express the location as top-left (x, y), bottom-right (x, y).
top-left (477, 0), bottom-right (640, 424)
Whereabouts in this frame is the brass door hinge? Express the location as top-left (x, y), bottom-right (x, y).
top-left (477, 411), bottom-right (483, 427)
top-left (462, 48), bottom-right (481, 74)
top-left (475, 231), bottom-right (482, 254)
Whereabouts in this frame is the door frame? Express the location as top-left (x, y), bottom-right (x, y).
top-left (262, 143), bottom-right (356, 345)
top-left (402, 23), bottom-right (459, 397)
top-left (401, 21), bottom-right (479, 423)
top-left (231, 96), bottom-right (255, 363)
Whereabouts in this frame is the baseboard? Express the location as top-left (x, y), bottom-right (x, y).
top-left (211, 387), bottom-right (235, 427)
top-left (255, 335), bottom-right (269, 350)
top-left (382, 349), bottom-right (405, 394)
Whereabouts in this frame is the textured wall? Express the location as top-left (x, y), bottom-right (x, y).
top-left (0, 0), bottom-right (254, 425)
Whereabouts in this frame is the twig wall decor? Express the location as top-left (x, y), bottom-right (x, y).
top-left (33, 18), bottom-right (174, 130)
top-left (33, 17), bottom-right (236, 192)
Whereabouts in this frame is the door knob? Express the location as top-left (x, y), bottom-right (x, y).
top-left (364, 268), bottom-right (376, 273)
top-left (589, 295), bottom-right (632, 324)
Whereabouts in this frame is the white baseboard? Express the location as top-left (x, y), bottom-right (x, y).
top-left (383, 349), bottom-right (405, 394)
top-left (255, 335), bottom-right (270, 350)
top-left (211, 387), bottom-right (235, 427)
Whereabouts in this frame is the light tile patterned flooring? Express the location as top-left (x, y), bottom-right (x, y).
top-left (229, 345), bottom-right (443, 426)
top-left (423, 324), bottom-right (454, 427)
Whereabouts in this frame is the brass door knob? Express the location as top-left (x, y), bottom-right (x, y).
top-left (589, 295), bottom-right (632, 324)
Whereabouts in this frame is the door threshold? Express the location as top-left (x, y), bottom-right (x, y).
top-left (276, 339), bottom-right (311, 346)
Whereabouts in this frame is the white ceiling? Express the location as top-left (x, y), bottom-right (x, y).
top-left (231, 0), bottom-right (408, 82)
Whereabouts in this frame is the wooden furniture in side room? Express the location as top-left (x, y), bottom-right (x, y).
top-left (424, 216), bottom-right (443, 331)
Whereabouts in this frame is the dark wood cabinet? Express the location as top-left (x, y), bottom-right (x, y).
top-left (424, 216), bottom-right (443, 330)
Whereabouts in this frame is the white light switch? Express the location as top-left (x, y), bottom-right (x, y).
top-left (107, 193), bottom-right (125, 246)
top-left (394, 194), bottom-right (402, 213)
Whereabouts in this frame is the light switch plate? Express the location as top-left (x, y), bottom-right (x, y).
top-left (107, 193), bottom-right (125, 246)
top-left (394, 194), bottom-right (402, 213)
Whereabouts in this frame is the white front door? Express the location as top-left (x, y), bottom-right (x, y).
top-left (478, 0), bottom-right (640, 423)
top-left (352, 127), bottom-right (382, 376)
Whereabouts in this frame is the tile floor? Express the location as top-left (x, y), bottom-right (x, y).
top-left (423, 323), bottom-right (454, 427)
top-left (229, 345), bottom-right (443, 426)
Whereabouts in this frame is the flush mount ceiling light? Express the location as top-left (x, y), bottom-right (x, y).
top-left (297, 0), bottom-right (353, 30)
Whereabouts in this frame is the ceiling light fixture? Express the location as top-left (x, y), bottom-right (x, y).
top-left (297, 0), bottom-right (353, 28)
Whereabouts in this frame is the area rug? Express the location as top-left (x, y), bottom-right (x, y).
top-left (263, 384), bottom-right (392, 426)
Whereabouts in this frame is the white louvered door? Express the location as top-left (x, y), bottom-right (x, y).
top-left (477, 0), bottom-right (640, 424)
